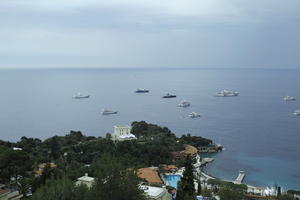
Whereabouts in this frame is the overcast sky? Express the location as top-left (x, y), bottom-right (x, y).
top-left (0, 0), bottom-right (299, 69)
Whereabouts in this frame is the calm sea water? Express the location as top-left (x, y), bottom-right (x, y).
top-left (0, 68), bottom-right (299, 189)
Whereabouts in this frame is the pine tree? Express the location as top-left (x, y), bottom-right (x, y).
top-left (197, 179), bottom-right (202, 195)
top-left (176, 155), bottom-right (196, 200)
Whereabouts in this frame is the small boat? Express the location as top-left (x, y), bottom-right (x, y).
top-left (72, 92), bottom-right (90, 99)
top-left (188, 112), bottom-right (201, 118)
top-left (178, 100), bottom-right (190, 107)
top-left (215, 90), bottom-right (239, 97)
top-left (284, 96), bottom-right (296, 101)
top-left (162, 93), bottom-right (176, 98)
top-left (101, 110), bottom-right (118, 115)
top-left (135, 88), bottom-right (150, 93)
top-left (293, 110), bottom-right (300, 115)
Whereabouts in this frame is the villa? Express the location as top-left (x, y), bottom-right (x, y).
top-left (75, 173), bottom-right (95, 189)
top-left (111, 125), bottom-right (137, 141)
top-left (140, 185), bottom-right (172, 200)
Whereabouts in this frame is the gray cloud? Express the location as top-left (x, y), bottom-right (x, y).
top-left (0, 0), bottom-right (299, 68)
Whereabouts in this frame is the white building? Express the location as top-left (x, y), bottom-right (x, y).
top-left (111, 125), bottom-right (136, 141)
top-left (140, 185), bottom-right (172, 200)
top-left (75, 173), bottom-right (95, 189)
top-left (12, 147), bottom-right (22, 151)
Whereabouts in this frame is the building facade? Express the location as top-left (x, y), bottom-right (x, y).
top-left (140, 185), bottom-right (172, 200)
top-left (75, 173), bottom-right (95, 189)
top-left (111, 125), bottom-right (136, 141)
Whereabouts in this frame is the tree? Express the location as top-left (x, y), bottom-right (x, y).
top-left (0, 146), bottom-right (33, 183)
top-left (31, 177), bottom-right (77, 200)
top-left (32, 163), bottom-right (63, 192)
top-left (197, 179), bottom-right (202, 195)
top-left (90, 153), bottom-right (147, 200)
top-left (50, 137), bottom-right (60, 160)
top-left (218, 187), bottom-right (244, 200)
top-left (201, 189), bottom-right (213, 197)
top-left (277, 194), bottom-right (294, 200)
top-left (277, 186), bottom-right (281, 197)
top-left (176, 156), bottom-right (196, 200)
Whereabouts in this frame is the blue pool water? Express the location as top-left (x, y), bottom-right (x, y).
top-left (165, 175), bottom-right (181, 188)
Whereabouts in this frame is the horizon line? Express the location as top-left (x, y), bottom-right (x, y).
top-left (0, 66), bottom-right (300, 71)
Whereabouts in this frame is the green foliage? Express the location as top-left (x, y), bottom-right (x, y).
top-left (0, 146), bottom-right (33, 183)
top-left (32, 163), bottom-right (63, 192)
top-left (31, 154), bottom-right (147, 200)
top-left (1, 121), bottom-right (217, 198)
top-left (31, 177), bottom-right (77, 200)
top-left (131, 121), bottom-right (176, 141)
top-left (207, 179), bottom-right (247, 200)
top-left (218, 187), bottom-right (244, 200)
top-left (201, 189), bottom-right (213, 197)
top-left (180, 133), bottom-right (212, 147)
top-left (277, 194), bottom-right (295, 200)
top-left (176, 156), bottom-right (196, 200)
top-left (90, 154), bottom-right (146, 200)
top-left (287, 189), bottom-right (300, 195)
top-left (197, 179), bottom-right (202, 195)
top-left (207, 179), bottom-right (247, 191)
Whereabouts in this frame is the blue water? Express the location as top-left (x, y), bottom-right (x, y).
top-left (0, 68), bottom-right (299, 189)
top-left (165, 175), bottom-right (181, 188)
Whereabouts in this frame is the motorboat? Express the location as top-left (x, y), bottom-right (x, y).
top-left (215, 90), bottom-right (239, 97)
top-left (284, 96), bottom-right (296, 101)
top-left (188, 112), bottom-right (201, 118)
top-left (101, 110), bottom-right (118, 115)
top-left (135, 88), bottom-right (149, 93)
top-left (178, 100), bottom-right (190, 107)
top-left (162, 93), bottom-right (176, 98)
top-left (72, 92), bottom-right (90, 99)
top-left (294, 110), bottom-right (300, 115)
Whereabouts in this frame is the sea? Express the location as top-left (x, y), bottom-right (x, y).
top-left (0, 68), bottom-right (299, 189)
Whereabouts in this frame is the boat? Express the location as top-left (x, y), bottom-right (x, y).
top-left (101, 110), bottom-right (118, 115)
top-left (135, 88), bottom-right (149, 93)
top-left (188, 112), bottom-right (201, 118)
top-left (162, 93), bottom-right (176, 98)
top-left (293, 110), bottom-right (300, 115)
top-left (72, 92), bottom-right (90, 99)
top-left (284, 96), bottom-right (296, 101)
top-left (215, 90), bottom-right (239, 97)
top-left (178, 100), bottom-right (190, 107)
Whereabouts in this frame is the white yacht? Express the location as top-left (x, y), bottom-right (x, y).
top-left (101, 110), bottom-right (118, 115)
top-left (215, 90), bottom-right (239, 97)
top-left (178, 100), bottom-right (190, 107)
top-left (72, 92), bottom-right (90, 99)
top-left (188, 112), bottom-right (201, 118)
top-left (293, 110), bottom-right (300, 115)
top-left (135, 88), bottom-right (149, 93)
top-left (284, 96), bottom-right (296, 101)
top-left (162, 93), bottom-right (176, 98)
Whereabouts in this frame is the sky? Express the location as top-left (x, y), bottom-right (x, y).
top-left (0, 0), bottom-right (299, 69)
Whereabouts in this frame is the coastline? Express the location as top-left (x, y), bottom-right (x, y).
top-left (199, 156), bottom-right (266, 195)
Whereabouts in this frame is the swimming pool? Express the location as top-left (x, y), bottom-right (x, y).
top-left (165, 175), bottom-right (181, 188)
